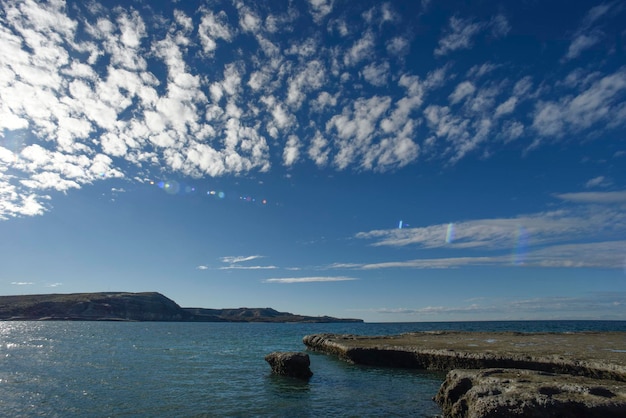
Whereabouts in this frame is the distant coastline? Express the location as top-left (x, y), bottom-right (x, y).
top-left (0, 292), bottom-right (363, 323)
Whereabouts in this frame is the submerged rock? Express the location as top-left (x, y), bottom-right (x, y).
top-left (435, 368), bottom-right (626, 418)
top-left (265, 352), bottom-right (313, 379)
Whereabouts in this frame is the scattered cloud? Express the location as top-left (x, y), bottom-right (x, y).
top-left (264, 276), bottom-right (358, 283)
top-left (215, 254), bottom-right (277, 270)
top-left (220, 255), bottom-right (264, 264)
top-left (196, 265), bottom-right (209, 270)
top-left (434, 17), bottom-right (485, 56)
top-left (375, 292), bottom-right (626, 319)
top-left (220, 265), bottom-right (278, 270)
top-left (0, 1), bottom-right (624, 219)
top-left (584, 176), bottom-right (610, 189)
top-left (532, 68), bottom-right (626, 141)
top-left (352, 193), bottom-right (626, 270)
top-left (555, 191), bottom-right (626, 204)
top-left (11, 281), bottom-right (34, 285)
top-left (564, 3), bottom-right (617, 60)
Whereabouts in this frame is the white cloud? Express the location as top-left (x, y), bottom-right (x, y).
top-left (283, 135), bottom-right (300, 166)
top-left (494, 97), bottom-right (517, 118)
top-left (449, 81), bottom-right (476, 104)
top-left (220, 265), bottom-right (278, 270)
top-left (360, 256), bottom-right (505, 270)
top-left (286, 60), bottom-right (326, 109)
top-left (435, 17), bottom-right (484, 56)
top-left (236, 4), bottom-right (261, 33)
top-left (1, 0), bottom-right (624, 221)
top-left (307, 0), bottom-right (334, 23)
top-left (307, 131), bottom-right (330, 167)
top-left (46, 282), bottom-right (63, 287)
top-left (221, 255), bottom-right (264, 264)
top-left (361, 61), bottom-right (390, 87)
top-left (565, 32), bottom-right (603, 60)
top-left (264, 276), bottom-right (357, 283)
top-left (375, 293), bottom-right (626, 319)
top-left (563, 3), bottom-right (614, 61)
top-left (584, 176), bottom-right (609, 189)
top-left (467, 62), bottom-right (499, 79)
top-left (357, 205), bottom-right (626, 250)
top-left (327, 96), bottom-right (393, 169)
top-left (196, 265), bottom-right (209, 270)
top-left (198, 10), bottom-right (234, 54)
top-left (532, 68), bottom-right (626, 138)
top-left (490, 14), bottom-right (510, 38)
top-left (344, 31), bottom-right (375, 66)
top-left (555, 191), bottom-right (626, 204)
top-left (348, 191), bottom-right (626, 271)
top-left (386, 36), bottom-right (410, 57)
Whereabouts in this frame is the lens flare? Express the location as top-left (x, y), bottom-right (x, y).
top-left (153, 180), bottom-right (269, 206)
top-left (445, 223), bottom-right (455, 244)
top-left (163, 180), bottom-right (180, 195)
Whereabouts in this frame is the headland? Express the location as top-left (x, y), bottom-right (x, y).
top-left (0, 292), bottom-right (363, 323)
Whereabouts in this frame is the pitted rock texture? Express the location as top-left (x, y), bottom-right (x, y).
top-left (435, 368), bottom-right (626, 418)
top-left (265, 352), bottom-right (313, 380)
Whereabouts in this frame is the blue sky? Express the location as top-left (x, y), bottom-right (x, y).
top-left (1, 0), bottom-right (625, 322)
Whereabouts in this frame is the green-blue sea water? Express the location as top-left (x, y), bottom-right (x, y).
top-left (1, 321), bottom-right (625, 417)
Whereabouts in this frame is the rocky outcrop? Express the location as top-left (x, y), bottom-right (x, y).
top-left (303, 332), bottom-right (626, 381)
top-left (303, 332), bottom-right (626, 417)
top-left (435, 368), bottom-right (626, 418)
top-left (0, 292), bottom-right (363, 322)
top-left (265, 352), bottom-right (313, 379)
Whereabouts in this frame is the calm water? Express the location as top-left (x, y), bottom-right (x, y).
top-left (1, 321), bottom-right (625, 417)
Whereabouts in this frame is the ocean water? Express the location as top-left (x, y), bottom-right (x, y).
top-left (1, 321), bottom-right (625, 417)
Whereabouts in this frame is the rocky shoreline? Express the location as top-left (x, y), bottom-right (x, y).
top-left (303, 332), bottom-right (626, 417)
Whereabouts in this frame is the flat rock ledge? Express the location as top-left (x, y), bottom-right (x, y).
top-left (265, 351), bottom-right (313, 380)
top-left (303, 332), bottom-right (626, 417)
top-left (436, 368), bottom-right (626, 418)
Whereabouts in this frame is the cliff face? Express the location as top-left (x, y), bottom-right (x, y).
top-left (0, 292), bottom-right (191, 321)
top-left (0, 292), bottom-right (363, 323)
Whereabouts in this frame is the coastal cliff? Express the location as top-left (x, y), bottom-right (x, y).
top-left (0, 292), bottom-right (363, 323)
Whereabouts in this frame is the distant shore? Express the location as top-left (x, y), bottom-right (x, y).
top-left (0, 292), bottom-right (363, 323)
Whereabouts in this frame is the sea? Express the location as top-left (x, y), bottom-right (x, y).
top-left (1, 320), bottom-right (625, 417)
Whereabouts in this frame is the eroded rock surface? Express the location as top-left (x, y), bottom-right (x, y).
top-left (303, 332), bottom-right (626, 381)
top-left (265, 351), bottom-right (313, 379)
top-left (436, 368), bottom-right (626, 418)
top-left (303, 332), bottom-right (626, 417)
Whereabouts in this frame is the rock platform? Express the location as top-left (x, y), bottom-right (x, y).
top-left (303, 331), bottom-right (626, 417)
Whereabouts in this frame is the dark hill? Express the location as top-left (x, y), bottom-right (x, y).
top-left (0, 292), bottom-right (363, 323)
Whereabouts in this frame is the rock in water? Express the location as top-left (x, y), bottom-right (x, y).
top-left (265, 352), bottom-right (313, 379)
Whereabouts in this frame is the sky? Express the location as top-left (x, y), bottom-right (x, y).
top-left (0, 0), bottom-right (625, 322)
